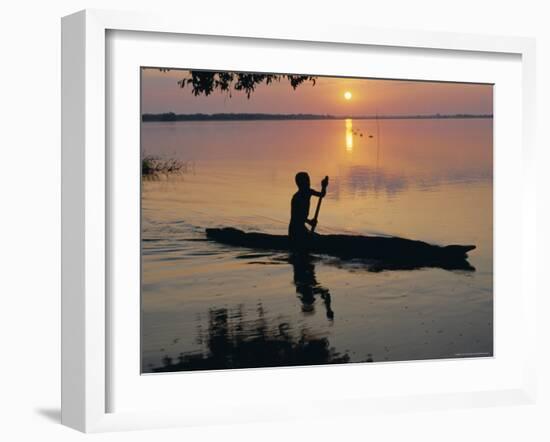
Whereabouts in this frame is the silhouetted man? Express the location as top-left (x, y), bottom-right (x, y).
top-left (288, 172), bottom-right (329, 250)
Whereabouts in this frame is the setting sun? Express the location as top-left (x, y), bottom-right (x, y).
top-left (344, 91), bottom-right (352, 100)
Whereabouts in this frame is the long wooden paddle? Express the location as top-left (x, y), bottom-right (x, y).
top-left (310, 176), bottom-right (329, 233)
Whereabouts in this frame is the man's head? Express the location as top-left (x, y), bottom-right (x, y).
top-left (295, 171), bottom-right (310, 190)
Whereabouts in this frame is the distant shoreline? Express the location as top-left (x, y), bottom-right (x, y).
top-left (142, 112), bottom-right (493, 122)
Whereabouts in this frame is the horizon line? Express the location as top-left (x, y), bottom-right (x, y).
top-left (142, 112), bottom-right (494, 122)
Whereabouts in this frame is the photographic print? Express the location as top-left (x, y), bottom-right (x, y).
top-left (140, 68), bottom-right (493, 373)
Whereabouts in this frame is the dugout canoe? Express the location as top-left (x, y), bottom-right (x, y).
top-left (205, 227), bottom-right (476, 271)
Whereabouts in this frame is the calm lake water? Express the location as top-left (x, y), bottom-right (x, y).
top-left (141, 118), bottom-right (493, 373)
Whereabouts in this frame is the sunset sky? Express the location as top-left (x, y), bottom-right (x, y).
top-left (141, 69), bottom-right (493, 116)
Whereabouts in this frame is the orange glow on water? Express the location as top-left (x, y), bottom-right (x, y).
top-left (345, 118), bottom-right (353, 152)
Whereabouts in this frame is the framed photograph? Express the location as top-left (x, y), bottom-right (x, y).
top-left (61, 9), bottom-right (537, 432)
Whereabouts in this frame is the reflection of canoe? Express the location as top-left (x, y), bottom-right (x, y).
top-left (206, 227), bottom-right (476, 271)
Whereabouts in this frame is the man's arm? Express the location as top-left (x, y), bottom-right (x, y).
top-left (310, 176), bottom-right (329, 198)
top-left (309, 188), bottom-right (325, 198)
top-left (305, 218), bottom-right (318, 228)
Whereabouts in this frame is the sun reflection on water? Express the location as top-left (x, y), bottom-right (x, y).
top-left (345, 118), bottom-right (353, 152)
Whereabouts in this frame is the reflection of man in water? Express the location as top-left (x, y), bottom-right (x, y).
top-left (291, 255), bottom-right (334, 320)
top-left (288, 172), bottom-right (329, 250)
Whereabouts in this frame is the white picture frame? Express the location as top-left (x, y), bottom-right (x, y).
top-left (61, 9), bottom-right (538, 433)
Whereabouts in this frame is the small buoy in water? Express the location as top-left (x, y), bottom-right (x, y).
top-left (369, 135), bottom-right (373, 138)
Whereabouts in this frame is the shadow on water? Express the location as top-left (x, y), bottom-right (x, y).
top-left (148, 304), bottom-right (349, 373)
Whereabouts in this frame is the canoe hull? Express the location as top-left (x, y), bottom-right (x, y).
top-left (205, 227), bottom-right (476, 271)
